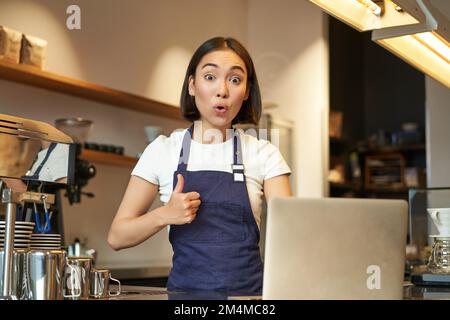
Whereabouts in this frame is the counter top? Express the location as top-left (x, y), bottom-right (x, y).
top-left (107, 266), bottom-right (170, 280)
top-left (91, 285), bottom-right (240, 300)
top-left (99, 283), bottom-right (450, 300)
top-left (404, 282), bottom-right (450, 300)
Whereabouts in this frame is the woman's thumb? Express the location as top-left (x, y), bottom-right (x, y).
top-left (174, 174), bottom-right (184, 193)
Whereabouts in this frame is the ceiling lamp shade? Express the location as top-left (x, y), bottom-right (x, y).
top-left (309, 0), bottom-right (419, 31)
top-left (372, 0), bottom-right (450, 88)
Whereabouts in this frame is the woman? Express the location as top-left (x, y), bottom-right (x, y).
top-left (108, 37), bottom-right (292, 294)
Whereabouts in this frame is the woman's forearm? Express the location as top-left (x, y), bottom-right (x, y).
top-left (107, 205), bottom-right (170, 250)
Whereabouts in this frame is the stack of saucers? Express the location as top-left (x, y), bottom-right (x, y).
top-left (30, 233), bottom-right (62, 250)
top-left (0, 221), bottom-right (34, 249)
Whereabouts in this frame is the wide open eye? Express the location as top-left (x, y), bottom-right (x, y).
top-left (204, 74), bottom-right (215, 81)
top-left (229, 76), bottom-right (242, 84)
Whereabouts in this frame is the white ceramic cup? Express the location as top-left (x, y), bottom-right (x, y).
top-left (428, 208), bottom-right (450, 236)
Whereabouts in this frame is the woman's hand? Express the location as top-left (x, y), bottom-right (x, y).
top-left (108, 174), bottom-right (201, 251)
top-left (164, 174), bottom-right (201, 225)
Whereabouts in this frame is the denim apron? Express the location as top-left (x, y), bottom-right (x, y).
top-left (167, 126), bottom-right (263, 294)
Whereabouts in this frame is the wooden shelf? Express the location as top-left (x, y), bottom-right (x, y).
top-left (329, 182), bottom-right (360, 190)
top-left (80, 149), bottom-right (138, 168)
top-left (0, 60), bottom-right (185, 121)
top-left (357, 144), bottom-right (425, 154)
top-left (330, 181), bottom-right (411, 193)
top-left (363, 187), bottom-right (409, 193)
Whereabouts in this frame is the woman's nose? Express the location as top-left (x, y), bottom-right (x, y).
top-left (216, 80), bottom-right (229, 98)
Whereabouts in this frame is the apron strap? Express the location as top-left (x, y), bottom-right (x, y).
top-left (176, 125), bottom-right (245, 182)
top-left (233, 132), bottom-right (243, 165)
top-left (232, 131), bottom-right (245, 182)
top-left (177, 125), bottom-right (194, 173)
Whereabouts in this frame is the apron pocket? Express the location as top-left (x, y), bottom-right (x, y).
top-left (171, 202), bottom-right (246, 243)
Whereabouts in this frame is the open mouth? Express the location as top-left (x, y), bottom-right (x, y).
top-left (213, 106), bottom-right (228, 114)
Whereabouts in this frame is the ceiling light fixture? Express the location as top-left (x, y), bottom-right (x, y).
top-left (372, 0), bottom-right (450, 88)
top-left (309, 0), bottom-right (418, 31)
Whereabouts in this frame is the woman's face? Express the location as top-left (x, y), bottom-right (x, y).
top-left (189, 48), bottom-right (249, 131)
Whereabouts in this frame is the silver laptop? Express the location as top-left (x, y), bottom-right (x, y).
top-left (262, 197), bottom-right (408, 300)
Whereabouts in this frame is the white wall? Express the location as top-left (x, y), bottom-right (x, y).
top-left (425, 75), bottom-right (450, 240)
top-left (0, 0), bottom-right (248, 105)
top-left (426, 77), bottom-right (450, 187)
top-left (0, 0), bottom-right (329, 268)
top-left (425, 0), bottom-right (450, 188)
top-left (247, 0), bottom-right (329, 197)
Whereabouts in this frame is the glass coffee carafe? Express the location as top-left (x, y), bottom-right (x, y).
top-left (427, 208), bottom-right (450, 274)
top-left (427, 236), bottom-right (450, 274)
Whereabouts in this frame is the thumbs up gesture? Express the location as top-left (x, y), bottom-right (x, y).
top-left (165, 174), bottom-right (201, 225)
top-left (173, 173), bottom-right (185, 193)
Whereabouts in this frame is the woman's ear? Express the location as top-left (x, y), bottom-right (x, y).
top-left (188, 75), bottom-right (195, 96)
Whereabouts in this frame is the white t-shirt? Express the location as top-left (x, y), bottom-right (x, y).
top-left (132, 128), bottom-right (291, 229)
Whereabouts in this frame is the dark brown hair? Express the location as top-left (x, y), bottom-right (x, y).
top-left (180, 37), bottom-right (262, 125)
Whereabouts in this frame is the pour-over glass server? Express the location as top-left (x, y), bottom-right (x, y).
top-left (427, 208), bottom-right (450, 274)
top-left (0, 113), bottom-right (75, 299)
top-left (408, 188), bottom-right (450, 284)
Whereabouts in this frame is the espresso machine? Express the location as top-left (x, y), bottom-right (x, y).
top-left (0, 113), bottom-right (74, 299)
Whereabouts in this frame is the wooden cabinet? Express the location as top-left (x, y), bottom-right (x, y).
top-left (329, 143), bottom-right (426, 199)
top-left (364, 153), bottom-right (406, 190)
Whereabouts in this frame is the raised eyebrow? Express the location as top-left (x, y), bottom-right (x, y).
top-left (201, 63), bottom-right (218, 70)
top-left (230, 65), bottom-right (246, 74)
top-left (201, 63), bottom-right (246, 74)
